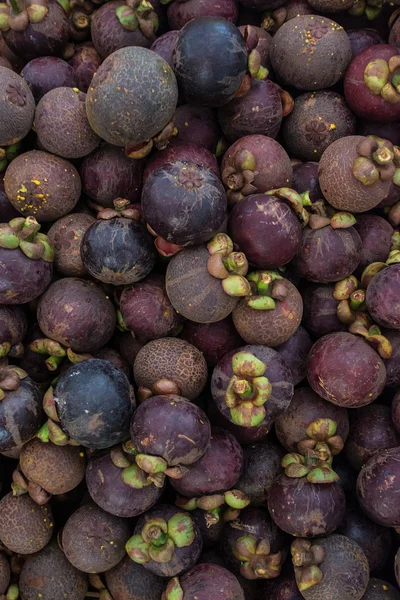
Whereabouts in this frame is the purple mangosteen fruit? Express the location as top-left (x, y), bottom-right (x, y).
top-left (357, 119), bottom-right (400, 146)
top-left (347, 28), bottom-right (385, 58)
top-left (365, 259), bottom-right (400, 329)
top-left (302, 282), bottom-right (352, 338)
top-left (292, 161), bottom-right (323, 204)
top-left (361, 579), bottom-right (400, 600)
top-left (0, 68), bottom-right (35, 146)
top-left (68, 42), bottom-right (102, 93)
top-left (261, 567), bottom-right (302, 600)
top-left (106, 556), bottom-right (165, 600)
top-left (162, 563), bottom-right (245, 600)
top-left (0, 305), bottom-right (27, 358)
top-left (180, 317), bottom-right (243, 368)
top-left (143, 143), bottom-right (220, 183)
top-left (275, 326), bottom-right (313, 385)
top-left (0, 177), bottom-right (20, 222)
top-left (235, 439), bottom-right (283, 506)
top-left (47, 212), bottom-right (96, 277)
top-left (0, 492), bottom-right (53, 554)
top-left (150, 30), bottom-right (178, 66)
top-left (21, 56), bottom-right (78, 101)
top-left (169, 104), bottom-right (222, 153)
top-left (386, 330), bottom-right (400, 388)
top-left (167, 0), bottom-right (238, 30)
top-left (354, 214), bottom-right (395, 275)
top-left (16, 323), bottom-right (56, 384)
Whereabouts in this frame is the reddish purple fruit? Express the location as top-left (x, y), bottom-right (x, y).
top-left (162, 563), bottom-right (245, 600)
top-left (106, 556), bottom-right (165, 600)
top-left (151, 30), bottom-right (179, 66)
top-left (167, 0), bottom-right (238, 30)
top-left (68, 43), bottom-right (102, 93)
top-left (275, 326), bottom-right (313, 385)
top-left (47, 212), bottom-right (96, 277)
top-left (302, 283), bottom-right (347, 338)
top-left (21, 56), bottom-right (78, 102)
top-left (347, 28), bottom-right (385, 58)
top-left (354, 214), bottom-right (394, 275)
top-left (180, 317), bottom-right (243, 368)
top-left (143, 144), bottom-right (220, 182)
top-left (292, 162), bottom-right (323, 204)
top-left (170, 105), bottom-right (222, 154)
top-left (366, 263), bottom-right (400, 329)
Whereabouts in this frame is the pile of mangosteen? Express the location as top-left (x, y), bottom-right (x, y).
top-left (1, 0), bottom-right (400, 598)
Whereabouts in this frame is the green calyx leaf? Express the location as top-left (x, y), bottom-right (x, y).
top-left (230, 402), bottom-right (266, 427)
top-left (136, 454), bottom-right (168, 474)
top-left (126, 534), bottom-right (151, 564)
top-left (167, 513), bottom-right (195, 548)
top-left (307, 466), bottom-right (339, 484)
top-left (142, 517), bottom-right (168, 544)
top-left (224, 490), bottom-right (250, 510)
top-left (121, 463), bottom-right (151, 489)
top-left (306, 418), bottom-right (337, 442)
top-left (163, 578), bottom-right (183, 600)
top-left (232, 351), bottom-right (267, 378)
top-left (233, 534), bottom-right (258, 561)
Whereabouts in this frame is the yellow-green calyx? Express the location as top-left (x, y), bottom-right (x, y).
top-left (349, 0), bottom-right (382, 20)
top-left (233, 535), bottom-right (283, 580)
top-left (131, 453), bottom-right (188, 488)
top-left (291, 538), bottom-right (326, 592)
top-left (243, 270), bottom-right (289, 311)
top-left (29, 338), bottom-right (91, 371)
top-left (0, 142), bottom-right (21, 172)
top-left (116, 0), bottom-right (158, 37)
top-left (348, 312), bottom-right (392, 359)
top-left (353, 136), bottom-right (400, 187)
top-left (137, 379), bottom-right (182, 403)
top-left (126, 513), bottom-right (196, 565)
top-left (225, 351), bottom-right (272, 427)
top-left (176, 490), bottom-right (251, 525)
top-left (308, 211), bottom-right (357, 231)
top-left (98, 198), bottom-right (142, 221)
top-left (0, 365), bottom-right (27, 401)
top-left (0, 217), bottom-right (53, 261)
top-left (39, 386), bottom-right (79, 447)
top-left (162, 577), bottom-right (184, 600)
top-left (207, 234), bottom-right (251, 297)
top-left (266, 188), bottom-right (312, 226)
top-left (0, 0), bottom-right (48, 32)
top-left (334, 275), bottom-right (366, 325)
top-left (107, 444), bottom-right (156, 490)
top-left (364, 54), bottom-right (400, 103)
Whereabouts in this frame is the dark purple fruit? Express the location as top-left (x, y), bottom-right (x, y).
top-left (361, 579), bottom-right (400, 600)
top-left (94, 346), bottom-right (131, 379)
top-left (162, 563), bottom-right (245, 600)
top-left (366, 263), bottom-right (400, 329)
top-left (105, 555), bottom-right (165, 600)
top-left (47, 213), bottom-right (95, 277)
top-left (150, 30), bottom-right (179, 66)
top-left (292, 161), bottom-right (323, 203)
top-left (143, 143), bottom-right (220, 183)
top-left (0, 305), bottom-right (27, 357)
top-left (68, 42), bottom-right (102, 93)
top-left (0, 177), bottom-right (19, 221)
top-left (357, 119), bottom-right (400, 146)
top-left (261, 566), bottom-right (302, 600)
top-left (34, 87), bottom-right (100, 159)
top-left (21, 56), bottom-right (78, 102)
top-left (283, 91), bottom-right (356, 161)
top-left (302, 283), bottom-right (347, 338)
top-left (61, 503), bottom-right (130, 573)
top-left (173, 17), bottom-right (247, 107)
top-left (385, 330), bottom-right (400, 388)
top-left (180, 317), bottom-right (243, 367)
top-left (170, 104), bottom-right (222, 153)
top-left (0, 68), bottom-right (35, 146)
top-left (275, 326), bottom-right (313, 386)
top-left (53, 358), bottom-right (132, 449)
top-left (307, 332), bottom-right (386, 408)
top-left (235, 440), bottom-right (283, 506)
top-left (347, 28), bottom-right (385, 58)
top-left (0, 493), bottom-right (53, 554)
top-left (270, 15), bottom-right (352, 90)
top-left (4, 150), bottom-right (81, 222)
top-left (141, 160), bottom-right (227, 247)
top-left (238, 0), bottom-right (286, 11)
top-left (168, 0), bottom-right (238, 30)
top-left (354, 214), bottom-right (394, 276)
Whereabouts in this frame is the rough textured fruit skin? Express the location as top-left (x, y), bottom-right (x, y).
top-left (19, 541), bottom-right (88, 600)
top-left (86, 46), bottom-right (178, 146)
top-left (357, 447), bottom-right (400, 527)
top-left (134, 337), bottom-right (207, 400)
top-left (81, 144), bottom-right (144, 207)
top-left (337, 508), bottom-right (392, 573)
top-left (35, 87), bottom-right (100, 159)
top-left (131, 395), bottom-right (211, 466)
top-left (134, 504), bottom-right (202, 577)
top-left (275, 386), bottom-right (349, 453)
top-left (0, 68), bottom-right (35, 146)
top-left (22, 56), bottom-right (78, 102)
top-left (283, 91), bottom-right (356, 161)
top-left (170, 104), bottom-right (221, 153)
top-left (235, 440), bottom-right (283, 506)
top-left (347, 29), bottom-right (384, 59)
top-left (180, 317), bottom-right (243, 367)
top-left (5, 150), bottom-right (81, 222)
top-left (0, 376), bottom-right (42, 452)
top-left (166, 245), bottom-right (239, 323)
top-left (177, 563), bottom-right (245, 600)
top-left (218, 79), bottom-right (282, 143)
top-left (120, 273), bottom-right (183, 342)
top-left (0, 247), bottom-right (53, 305)
top-left (275, 326), bottom-right (313, 386)
top-left (0, 493), bottom-right (53, 554)
top-left (86, 451), bottom-right (163, 518)
top-left (37, 278), bottom-right (116, 352)
top-left (308, 0), bottom-right (353, 11)
top-left (48, 213), bottom-right (95, 277)
top-left (173, 17), bottom-right (247, 107)
top-left (302, 283), bottom-right (346, 338)
top-left (170, 427), bottom-right (243, 496)
top-left (81, 217), bottom-right (156, 285)
top-left (292, 161), bottom-right (323, 203)
top-left (293, 224), bottom-right (362, 283)
top-left (20, 438), bottom-right (86, 495)
top-left (143, 144), bottom-right (220, 182)
top-left (0, 305), bottom-right (27, 348)
top-left (366, 265), bottom-right (400, 330)
top-left (385, 330), bottom-right (400, 388)
top-left (105, 555), bottom-right (165, 600)
top-left (238, 0), bottom-right (286, 10)
top-left (228, 194), bottom-right (302, 269)
top-left (361, 579), bottom-right (400, 600)
top-left (142, 161), bottom-right (227, 247)
top-left (297, 534), bottom-right (369, 600)
top-left (0, 554), bottom-right (9, 595)
top-left (270, 15), bottom-right (352, 90)
top-left (268, 475), bottom-right (346, 537)
top-left (54, 359), bottom-right (132, 449)
top-left (345, 404), bottom-right (399, 472)
top-left (68, 43), bottom-right (102, 93)
top-left (2, 0), bottom-right (69, 61)
top-left (318, 136), bottom-right (391, 212)
top-left (151, 30), bottom-right (179, 66)
top-left (211, 344), bottom-right (294, 429)
top-left (168, 0), bottom-right (238, 30)
top-left (307, 332), bottom-right (387, 408)
top-left (232, 280), bottom-right (303, 347)
top-left (91, 0), bottom-right (155, 60)
top-left (62, 503), bottom-right (130, 573)
top-left (353, 214), bottom-right (393, 276)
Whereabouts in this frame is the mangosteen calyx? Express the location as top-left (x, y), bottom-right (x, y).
top-left (162, 577), bottom-right (183, 600)
top-left (30, 338), bottom-right (92, 372)
top-left (11, 466), bottom-right (50, 505)
top-left (233, 534), bottom-right (282, 580)
top-left (126, 512), bottom-right (196, 565)
top-left (110, 443), bottom-right (158, 490)
top-left (334, 275), bottom-right (366, 325)
top-left (349, 0), bottom-right (382, 20)
top-left (222, 149), bottom-right (258, 204)
top-left (116, 0), bottom-right (158, 38)
top-left (0, 217), bottom-right (54, 262)
top-left (241, 25), bottom-right (269, 81)
top-left (260, 6), bottom-right (287, 35)
top-left (0, 365), bottom-right (28, 401)
top-left (206, 233), bottom-right (251, 298)
top-left (40, 386), bottom-right (80, 447)
top-left (176, 490), bottom-right (251, 526)
top-left (97, 198), bottom-right (142, 222)
top-left (353, 136), bottom-right (400, 187)
top-left (348, 312), bottom-right (392, 358)
top-left (125, 121), bottom-right (177, 159)
top-left (291, 538), bottom-right (326, 592)
top-left (364, 54), bottom-right (400, 104)
top-left (133, 452), bottom-right (188, 488)
top-left (137, 379), bottom-right (182, 403)
top-left (0, 0), bottom-right (49, 32)
top-left (266, 187), bottom-right (311, 226)
top-left (0, 142), bottom-right (21, 174)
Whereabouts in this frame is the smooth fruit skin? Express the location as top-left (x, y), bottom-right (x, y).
top-left (0, 247), bottom-right (53, 305)
top-left (151, 30), bottom-right (179, 66)
top-left (68, 43), bottom-right (102, 93)
top-left (261, 570), bottom-right (303, 600)
top-left (170, 104), bottom-right (222, 153)
top-left (366, 264), bottom-right (400, 329)
top-left (292, 161), bottom-right (323, 203)
top-left (347, 29), bottom-right (385, 59)
top-left (22, 56), bottom-right (78, 102)
top-left (0, 68), bottom-right (35, 146)
top-left (0, 376), bottom-right (43, 452)
top-left (0, 493), bottom-right (53, 554)
top-left (105, 555), bottom-right (165, 600)
top-left (177, 563), bottom-right (245, 600)
top-left (180, 317), bottom-right (243, 368)
top-left (353, 214), bottom-right (393, 276)
top-left (361, 579), bottom-right (400, 600)
top-left (168, 0), bottom-right (238, 30)
top-left (302, 283), bottom-right (346, 338)
top-left (275, 326), bottom-right (313, 385)
top-left (235, 440), bottom-right (283, 506)
top-left (307, 332), bottom-right (386, 408)
top-left (385, 330), bottom-right (400, 388)
top-left (143, 144), bottom-right (220, 182)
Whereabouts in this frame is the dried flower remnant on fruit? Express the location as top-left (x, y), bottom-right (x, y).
top-left (291, 538), bottom-right (326, 592)
top-left (176, 490), bottom-right (250, 527)
top-left (232, 534), bottom-right (282, 580)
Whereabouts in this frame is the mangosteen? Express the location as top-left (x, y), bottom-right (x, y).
top-left (0, 553), bottom-right (9, 597)
top-left (34, 87), bottom-right (100, 159)
top-left (354, 214), bottom-right (395, 275)
top-left (0, 176), bottom-right (20, 222)
top-left (126, 504), bottom-right (202, 577)
top-left (86, 46), bottom-right (178, 157)
top-left (275, 326), bottom-right (313, 385)
top-left (61, 503), bottom-right (130, 573)
top-left (162, 563), bottom-right (245, 600)
top-left (0, 68), bottom-right (35, 146)
top-left (47, 358), bottom-right (132, 449)
top-left (318, 136), bottom-right (398, 213)
top-left (385, 330), bottom-right (400, 388)
top-left (19, 540), bottom-right (88, 600)
top-left (302, 283), bottom-right (347, 338)
top-left (293, 211), bottom-right (362, 283)
top-left (68, 42), bottom-right (102, 93)
top-left (347, 28), bottom-right (385, 58)
top-left (235, 440), bottom-right (283, 506)
top-left (261, 566), bottom-right (302, 600)
top-left (283, 91), bottom-right (356, 162)
top-left (151, 30), bottom-right (178, 65)
top-left (144, 143), bottom-right (220, 183)
top-left (361, 579), bottom-right (400, 600)
top-left (0, 492), bottom-right (53, 554)
top-left (366, 259), bottom-right (400, 329)
top-left (16, 323), bottom-right (55, 384)
top-left (307, 332), bottom-right (387, 408)
top-left (21, 56), bottom-right (78, 102)
top-left (4, 150), bottom-right (81, 222)
top-left (221, 135), bottom-right (292, 205)
top-left (239, 24), bottom-right (272, 80)
top-left (130, 395), bottom-right (211, 487)
top-left (228, 189), bottom-right (310, 269)
top-left (0, 305), bottom-right (27, 357)
top-left (94, 346), bottom-right (131, 379)
top-left (86, 444), bottom-right (164, 518)
top-left (141, 160), bottom-right (227, 247)
top-left (91, 0), bottom-right (158, 60)
top-left (270, 15), bottom-right (352, 90)
top-left (170, 104), bottom-right (222, 153)
top-left (211, 345), bottom-right (293, 429)
top-left (307, 0), bottom-right (353, 10)
top-left (105, 555), bottom-right (166, 600)
top-left (292, 161), bottom-right (323, 204)
top-left (167, 0), bottom-right (238, 30)
top-left (232, 271), bottom-right (303, 347)
top-left (220, 506), bottom-right (287, 580)
top-left (133, 337), bottom-right (207, 401)
top-left (357, 446), bottom-right (400, 528)
top-left (290, 535), bottom-right (369, 600)
top-left (180, 317), bottom-right (243, 368)
top-left (47, 212), bottom-right (96, 277)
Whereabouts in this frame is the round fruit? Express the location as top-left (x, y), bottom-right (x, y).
top-left (105, 555), bottom-right (165, 600)
top-left (0, 493), bottom-right (53, 554)
top-left (163, 563), bottom-right (245, 600)
top-left (47, 213), bottom-right (96, 277)
top-left (68, 43), bottom-right (102, 93)
top-left (0, 68), bottom-right (35, 146)
top-left (366, 263), bottom-right (400, 329)
top-left (235, 440), bottom-right (283, 506)
top-left (275, 326), bottom-right (313, 385)
top-left (22, 56), bottom-right (78, 101)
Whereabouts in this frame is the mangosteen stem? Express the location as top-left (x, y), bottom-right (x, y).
top-left (8, 0), bottom-right (21, 14)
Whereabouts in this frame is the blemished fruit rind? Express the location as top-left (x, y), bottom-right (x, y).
top-left (47, 213), bottom-right (96, 277)
top-left (0, 493), bottom-right (54, 554)
top-left (0, 67), bottom-right (35, 146)
top-left (105, 555), bottom-right (165, 600)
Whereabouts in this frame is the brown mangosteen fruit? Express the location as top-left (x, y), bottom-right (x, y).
top-left (180, 316), bottom-right (243, 368)
top-left (47, 213), bottom-right (96, 277)
top-left (68, 42), bottom-right (102, 93)
top-left (34, 87), bottom-right (101, 159)
top-left (105, 555), bottom-right (166, 600)
top-left (0, 305), bottom-right (27, 358)
top-left (4, 150), bottom-right (81, 222)
top-left (21, 56), bottom-right (78, 102)
top-left (0, 68), bottom-right (35, 146)
top-left (0, 492), bottom-right (53, 554)
top-left (0, 553), bottom-right (9, 596)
